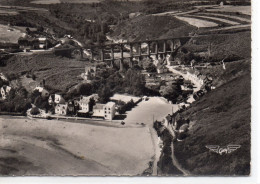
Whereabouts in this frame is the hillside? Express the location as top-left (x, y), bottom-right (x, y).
top-left (109, 15), bottom-right (196, 42)
top-left (0, 53), bottom-right (85, 92)
top-left (174, 59), bottom-right (251, 175)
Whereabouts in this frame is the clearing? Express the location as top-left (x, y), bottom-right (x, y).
top-left (0, 24), bottom-right (25, 43)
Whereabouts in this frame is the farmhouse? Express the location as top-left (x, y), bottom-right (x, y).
top-left (0, 85), bottom-right (11, 100)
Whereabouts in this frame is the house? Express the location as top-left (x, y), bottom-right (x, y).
top-left (93, 103), bottom-right (105, 118)
top-left (104, 102), bottom-right (116, 120)
top-left (93, 102), bottom-right (116, 120)
top-left (81, 66), bottom-right (96, 81)
top-left (78, 95), bottom-right (90, 113)
top-left (38, 37), bottom-right (48, 49)
top-left (34, 86), bottom-right (49, 98)
top-left (0, 85), bottom-right (11, 100)
top-left (157, 65), bottom-right (168, 74)
top-left (55, 103), bottom-right (67, 115)
top-left (48, 94), bottom-right (65, 105)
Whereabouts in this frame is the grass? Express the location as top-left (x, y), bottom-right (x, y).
top-left (109, 15), bottom-right (196, 42)
top-left (183, 31), bottom-right (251, 61)
top-left (174, 59), bottom-right (251, 175)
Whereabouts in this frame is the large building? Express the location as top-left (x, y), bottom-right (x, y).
top-left (92, 102), bottom-right (116, 120)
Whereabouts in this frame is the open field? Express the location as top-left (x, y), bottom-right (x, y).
top-left (0, 116), bottom-right (154, 175)
top-left (0, 24), bottom-right (25, 43)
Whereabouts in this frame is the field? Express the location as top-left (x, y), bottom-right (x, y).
top-left (174, 59), bottom-right (251, 175)
top-left (175, 16), bottom-right (218, 28)
top-left (0, 24), bottom-right (25, 43)
top-left (0, 116), bottom-right (154, 175)
top-left (0, 53), bottom-right (86, 92)
top-left (154, 5), bottom-right (251, 30)
top-left (182, 31), bottom-right (251, 61)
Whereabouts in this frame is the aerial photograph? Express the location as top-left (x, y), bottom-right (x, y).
top-left (0, 0), bottom-right (251, 177)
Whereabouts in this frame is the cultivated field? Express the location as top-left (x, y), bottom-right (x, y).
top-left (160, 5), bottom-right (251, 29)
top-left (0, 116), bottom-right (154, 175)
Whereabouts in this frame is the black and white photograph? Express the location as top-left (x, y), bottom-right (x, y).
top-left (0, 0), bottom-right (255, 180)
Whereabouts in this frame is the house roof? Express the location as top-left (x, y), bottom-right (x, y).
top-left (105, 102), bottom-right (115, 107)
top-left (93, 103), bottom-right (105, 110)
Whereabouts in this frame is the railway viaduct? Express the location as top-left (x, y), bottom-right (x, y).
top-left (88, 36), bottom-right (191, 70)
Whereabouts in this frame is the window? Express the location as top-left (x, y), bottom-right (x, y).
top-left (108, 111), bottom-right (110, 114)
top-left (104, 108), bottom-right (107, 110)
top-left (105, 111), bottom-right (107, 114)
top-left (105, 115), bottom-right (107, 117)
top-left (108, 108), bottom-right (110, 110)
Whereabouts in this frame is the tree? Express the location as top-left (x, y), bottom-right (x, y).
top-left (98, 85), bottom-right (112, 103)
top-left (160, 84), bottom-right (182, 103)
top-left (78, 83), bottom-right (93, 96)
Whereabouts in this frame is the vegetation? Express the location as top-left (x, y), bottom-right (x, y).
top-left (173, 60), bottom-right (251, 175)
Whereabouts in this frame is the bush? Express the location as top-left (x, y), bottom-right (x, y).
top-left (31, 107), bottom-right (40, 115)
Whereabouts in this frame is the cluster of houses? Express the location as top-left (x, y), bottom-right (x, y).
top-left (33, 84), bottom-right (116, 120)
top-left (18, 36), bottom-right (52, 52)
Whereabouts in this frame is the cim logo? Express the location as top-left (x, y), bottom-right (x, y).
top-left (206, 145), bottom-right (241, 155)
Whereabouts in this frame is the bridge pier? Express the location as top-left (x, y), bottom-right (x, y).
top-left (120, 44), bottom-right (124, 71)
top-left (155, 41), bottom-right (159, 59)
top-left (129, 44), bottom-right (133, 68)
top-left (100, 48), bottom-right (104, 62)
top-left (147, 42), bottom-right (151, 57)
top-left (111, 46), bottom-right (114, 67)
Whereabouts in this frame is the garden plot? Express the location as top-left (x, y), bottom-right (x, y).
top-left (197, 12), bottom-right (251, 23)
top-left (175, 16), bottom-right (218, 28)
top-left (189, 15), bottom-right (240, 25)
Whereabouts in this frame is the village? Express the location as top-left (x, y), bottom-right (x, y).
top-left (0, 0), bottom-right (251, 178)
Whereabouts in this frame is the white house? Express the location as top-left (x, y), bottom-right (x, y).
top-left (55, 103), bottom-right (67, 115)
top-left (48, 94), bottom-right (65, 105)
top-left (78, 96), bottom-right (90, 113)
top-left (0, 85), bottom-right (11, 100)
top-left (93, 102), bottom-right (116, 120)
top-left (103, 102), bottom-right (116, 121)
top-left (34, 86), bottom-right (49, 98)
top-left (93, 103), bottom-right (105, 118)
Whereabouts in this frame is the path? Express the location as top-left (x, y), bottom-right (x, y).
top-left (171, 142), bottom-right (191, 176)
